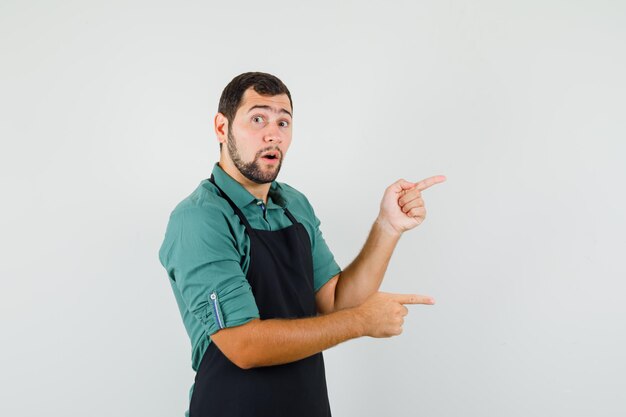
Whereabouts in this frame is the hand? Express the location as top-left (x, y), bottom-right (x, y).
top-left (357, 292), bottom-right (435, 338)
top-left (377, 175), bottom-right (446, 235)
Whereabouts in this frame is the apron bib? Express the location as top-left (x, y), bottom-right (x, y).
top-left (189, 176), bottom-right (331, 417)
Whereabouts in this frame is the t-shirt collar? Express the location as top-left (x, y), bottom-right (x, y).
top-left (211, 163), bottom-right (286, 209)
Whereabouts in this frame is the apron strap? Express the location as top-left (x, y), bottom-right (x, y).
top-left (209, 175), bottom-right (254, 232)
top-left (209, 175), bottom-right (299, 229)
top-left (283, 208), bottom-right (298, 225)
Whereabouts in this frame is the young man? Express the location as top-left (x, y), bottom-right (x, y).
top-left (159, 72), bottom-right (445, 417)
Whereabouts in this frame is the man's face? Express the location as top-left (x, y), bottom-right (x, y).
top-left (225, 88), bottom-right (293, 184)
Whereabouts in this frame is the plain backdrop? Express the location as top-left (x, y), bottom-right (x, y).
top-left (1, 1), bottom-right (625, 416)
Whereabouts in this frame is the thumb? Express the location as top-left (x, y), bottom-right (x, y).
top-left (390, 179), bottom-right (417, 193)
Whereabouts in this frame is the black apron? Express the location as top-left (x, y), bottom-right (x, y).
top-left (189, 176), bottom-right (331, 417)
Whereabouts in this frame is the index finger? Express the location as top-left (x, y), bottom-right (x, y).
top-left (415, 175), bottom-right (446, 192)
top-left (390, 293), bottom-right (436, 305)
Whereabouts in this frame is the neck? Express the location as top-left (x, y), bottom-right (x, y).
top-left (218, 159), bottom-right (271, 203)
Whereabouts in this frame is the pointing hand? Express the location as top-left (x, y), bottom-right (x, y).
top-left (377, 175), bottom-right (446, 235)
top-left (357, 292), bottom-right (435, 338)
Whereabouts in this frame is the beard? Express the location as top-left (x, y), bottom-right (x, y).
top-left (226, 129), bottom-right (284, 184)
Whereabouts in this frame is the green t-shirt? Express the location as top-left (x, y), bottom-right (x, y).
top-left (159, 163), bottom-right (341, 371)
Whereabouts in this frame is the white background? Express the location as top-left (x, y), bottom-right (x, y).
top-left (1, 1), bottom-right (625, 416)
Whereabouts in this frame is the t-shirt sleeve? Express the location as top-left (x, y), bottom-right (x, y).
top-left (305, 202), bottom-right (342, 292)
top-left (160, 206), bottom-right (259, 336)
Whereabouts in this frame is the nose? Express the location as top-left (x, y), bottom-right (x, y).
top-left (263, 123), bottom-right (282, 143)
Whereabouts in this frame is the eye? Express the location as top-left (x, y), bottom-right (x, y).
top-left (279, 120), bottom-right (290, 127)
top-left (252, 115), bottom-right (265, 123)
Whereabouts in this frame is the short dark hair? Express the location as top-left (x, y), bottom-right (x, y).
top-left (218, 71), bottom-right (293, 129)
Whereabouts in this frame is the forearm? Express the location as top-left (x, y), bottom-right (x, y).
top-left (212, 307), bottom-right (365, 369)
top-left (333, 218), bottom-right (401, 311)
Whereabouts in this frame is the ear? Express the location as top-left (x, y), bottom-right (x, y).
top-left (214, 113), bottom-right (228, 146)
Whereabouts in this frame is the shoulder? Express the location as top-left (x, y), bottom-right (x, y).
top-left (169, 180), bottom-right (232, 221)
top-left (162, 180), bottom-right (242, 242)
top-left (159, 180), bottom-right (241, 266)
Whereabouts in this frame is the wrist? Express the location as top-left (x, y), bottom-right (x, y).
top-left (348, 305), bottom-right (369, 338)
top-left (374, 216), bottom-right (403, 238)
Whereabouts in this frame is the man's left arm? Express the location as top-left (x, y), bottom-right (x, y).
top-left (316, 175), bottom-right (446, 314)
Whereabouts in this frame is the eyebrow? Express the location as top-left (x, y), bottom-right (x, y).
top-left (247, 105), bottom-right (292, 118)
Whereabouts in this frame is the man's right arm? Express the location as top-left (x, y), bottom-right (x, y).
top-left (210, 292), bottom-right (434, 369)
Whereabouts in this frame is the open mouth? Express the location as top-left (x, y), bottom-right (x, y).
top-left (260, 150), bottom-right (281, 161)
